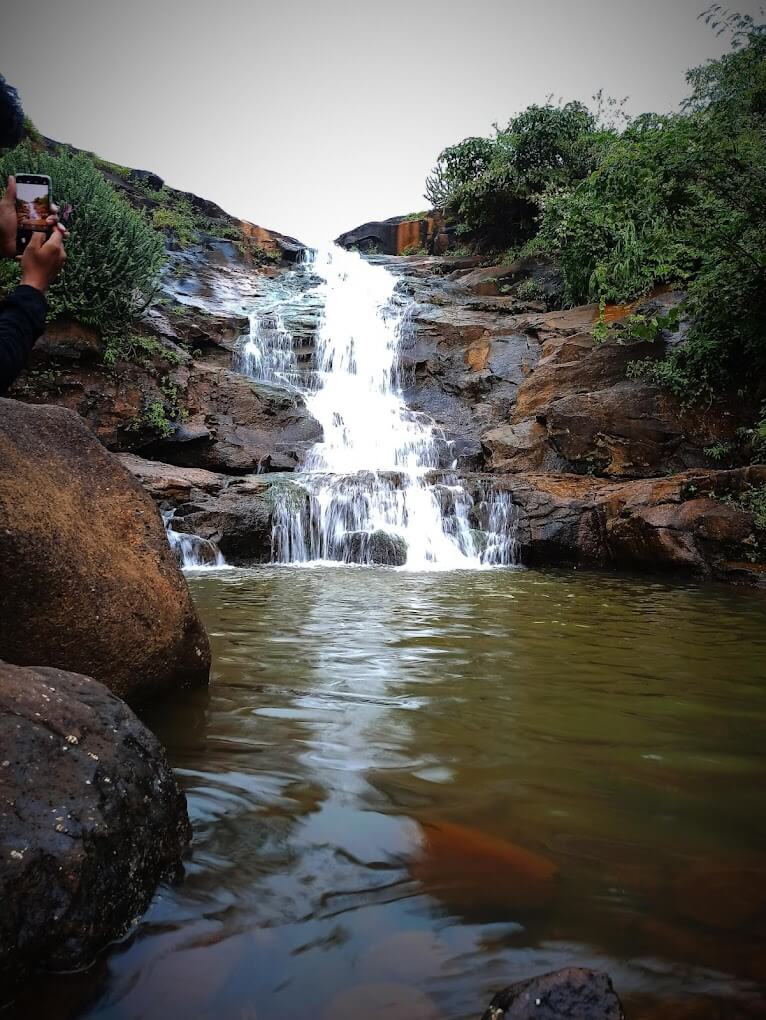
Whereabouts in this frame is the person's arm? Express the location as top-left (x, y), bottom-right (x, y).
top-left (0, 229), bottom-right (66, 397)
top-left (0, 283), bottom-right (48, 395)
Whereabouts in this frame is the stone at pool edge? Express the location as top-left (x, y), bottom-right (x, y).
top-left (481, 967), bottom-right (625, 1020)
top-left (0, 660), bottom-right (191, 990)
top-left (0, 398), bottom-right (210, 705)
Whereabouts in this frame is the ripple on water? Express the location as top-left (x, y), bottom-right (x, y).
top-left (10, 566), bottom-right (766, 1020)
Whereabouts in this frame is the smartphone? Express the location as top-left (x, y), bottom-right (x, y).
top-left (15, 173), bottom-right (52, 256)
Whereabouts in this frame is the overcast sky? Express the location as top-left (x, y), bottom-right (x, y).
top-left (1, 0), bottom-right (757, 243)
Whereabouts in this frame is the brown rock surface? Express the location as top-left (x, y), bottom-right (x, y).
top-left (0, 660), bottom-right (191, 986)
top-left (0, 399), bottom-right (210, 703)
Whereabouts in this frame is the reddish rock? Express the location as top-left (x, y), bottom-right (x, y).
top-left (0, 400), bottom-right (210, 703)
top-left (412, 819), bottom-right (558, 917)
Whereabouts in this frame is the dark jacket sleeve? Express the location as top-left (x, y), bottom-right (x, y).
top-left (0, 285), bottom-right (48, 396)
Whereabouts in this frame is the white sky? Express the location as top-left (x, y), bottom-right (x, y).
top-left (1, 0), bottom-right (754, 244)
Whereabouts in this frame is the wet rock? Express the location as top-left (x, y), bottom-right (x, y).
top-left (412, 820), bottom-right (558, 919)
top-left (0, 660), bottom-right (191, 987)
top-left (487, 466), bottom-right (766, 584)
top-left (0, 400), bottom-right (210, 703)
top-left (481, 968), bottom-right (624, 1020)
top-left (343, 530), bottom-right (408, 566)
top-left (118, 454), bottom-right (282, 565)
top-left (142, 363), bottom-right (322, 474)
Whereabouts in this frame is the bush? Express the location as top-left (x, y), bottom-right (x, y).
top-left (0, 141), bottom-right (165, 331)
top-left (424, 102), bottom-right (612, 247)
top-left (538, 13), bottom-right (766, 409)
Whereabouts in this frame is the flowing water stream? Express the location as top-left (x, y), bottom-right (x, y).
top-left (240, 246), bottom-right (515, 570)
top-left (14, 569), bottom-right (766, 1020)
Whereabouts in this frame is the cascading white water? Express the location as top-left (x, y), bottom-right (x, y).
top-left (242, 245), bottom-right (517, 570)
top-left (162, 510), bottom-right (227, 570)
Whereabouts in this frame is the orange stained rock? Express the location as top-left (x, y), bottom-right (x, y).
top-left (412, 819), bottom-right (559, 914)
top-left (465, 339), bottom-right (491, 371)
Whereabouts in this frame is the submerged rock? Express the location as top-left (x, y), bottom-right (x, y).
top-left (481, 967), bottom-right (624, 1020)
top-left (412, 820), bottom-right (558, 919)
top-left (0, 400), bottom-right (210, 703)
top-left (0, 660), bottom-right (191, 988)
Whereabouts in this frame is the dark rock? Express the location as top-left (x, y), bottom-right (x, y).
top-left (481, 967), bottom-right (624, 1020)
top-left (118, 454), bottom-right (280, 565)
top-left (343, 529), bottom-right (408, 566)
top-left (336, 212), bottom-right (448, 255)
top-left (0, 660), bottom-right (191, 987)
top-left (0, 400), bottom-right (210, 704)
top-left (142, 364), bottom-right (322, 475)
top-left (486, 465), bottom-right (766, 584)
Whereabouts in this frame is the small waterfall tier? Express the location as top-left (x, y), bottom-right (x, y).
top-left (163, 510), bottom-right (227, 570)
top-left (239, 246), bottom-right (518, 570)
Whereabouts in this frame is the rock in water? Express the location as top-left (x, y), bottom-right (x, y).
top-left (481, 968), bottom-right (624, 1020)
top-left (412, 820), bottom-right (558, 918)
top-left (0, 660), bottom-right (191, 987)
top-left (0, 399), bottom-right (210, 703)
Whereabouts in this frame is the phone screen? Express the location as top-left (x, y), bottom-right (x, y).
top-left (16, 178), bottom-right (51, 233)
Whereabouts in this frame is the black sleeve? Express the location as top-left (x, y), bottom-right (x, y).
top-left (0, 284), bottom-right (48, 396)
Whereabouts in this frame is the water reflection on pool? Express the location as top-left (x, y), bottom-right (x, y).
top-left (15, 567), bottom-right (766, 1019)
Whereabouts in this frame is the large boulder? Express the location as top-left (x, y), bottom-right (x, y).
top-left (0, 660), bottom-right (191, 986)
top-left (0, 399), bottom-right (210, 703)
top-left (484, 466), bottom-right (766, 584)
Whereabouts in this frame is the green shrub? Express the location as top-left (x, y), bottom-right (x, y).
top-left (152, 205), bottom-right (197, 246)
top-left (103, 332), bottom-right (184, 369)
top-left (424, 102), bottom-right (613, 247)
top-left (721, 485), bottom-right (766, 530)
top-left (0, 141), bottom-right (165, 331)
top-left (539, 15), bottom-right (766, 409)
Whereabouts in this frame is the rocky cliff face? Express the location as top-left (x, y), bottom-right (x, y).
top-left (6, 181), bottom-right (765, 586)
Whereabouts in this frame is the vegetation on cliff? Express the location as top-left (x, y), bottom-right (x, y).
top-left (0, 142), bottom-right (165, 331)
top-left (425, 8), bottom-right (766, 447)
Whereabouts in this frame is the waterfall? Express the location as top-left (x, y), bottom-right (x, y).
top-left (241, 246), bottom-right (517, 570)
top-left (162, 510), bottom-right (227, 570)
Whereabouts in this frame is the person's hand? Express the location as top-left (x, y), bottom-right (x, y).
top-left (19, 226), bottom-right (67, 293)
top-left (0, 175), bottom-right (65, 259)
top-left (0, 176), bottom-right (17, 258)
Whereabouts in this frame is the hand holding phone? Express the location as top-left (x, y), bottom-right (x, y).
top-left (15, 173), bottom-right (52, 256)
top-left (19, 227), bottom-right (67, 294)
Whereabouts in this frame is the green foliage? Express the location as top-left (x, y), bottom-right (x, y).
top-left (0, 259), bottom-right (20, 299)
top-left (541, 18), bottom-right (766, 411)
top-left (103, 332), bottom-right (184, 369)
top-left (515, 278), bottom-right (545, 302)
top-left (424, 102), bottom-right (612, 247)
top-left (152, 205), bottom-right (197, 246)
top-left (128, 376), bottom-right (185, 438)
top-left (593, 297), bottom-right (609, 343)
top-left (704, 440), bottom-right (734, 461)
top-left (423, 14), bottom-right (766, 427)
top-left (721, 484), bottom-right (766, 530)
top-left (22, 117), bottom-right (43, 145)
top-left (94, 157), bottom-right (132, 179)
top-left (400, 243), bottom-right (427, 256)
top-left (0, 141), bottom-right (165, 330)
